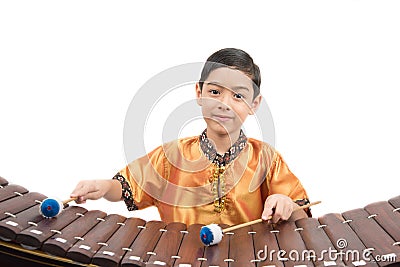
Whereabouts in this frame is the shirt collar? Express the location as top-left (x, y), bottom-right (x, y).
top-left (199, 129), bottom-right (247, 166)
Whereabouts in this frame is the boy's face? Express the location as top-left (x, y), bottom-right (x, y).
top-left (196, 67), bottom-right (261, 138)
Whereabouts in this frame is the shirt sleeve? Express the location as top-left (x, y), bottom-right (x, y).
top-left (112, 145), bottom-right (167, 211)
top-left (265, 151), bottom-right (312, 217)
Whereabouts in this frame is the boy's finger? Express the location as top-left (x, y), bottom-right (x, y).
top-left (272, 202), bottom-right (285, 223)
top-left (262, 198), bottom-right (277, 220)
top-left (70, 182), bottom-right (95, 198)
top-left (261, 209), bottom-right (272, 220)
top-left (73, 196), bottom-right (86, 204)
top-left (264, 197), bottom-right (278, 210)
top-left (280, 205), bottom-right (292, 221)
top-left (84, 190), bottom-right (103, 201)
top-left (70, 189), bottom-right (86, 199)
top-left (70, 183), bottom-right (86, 198)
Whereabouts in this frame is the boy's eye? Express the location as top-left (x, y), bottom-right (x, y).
top-left (209, 89), bottom-right (220, 95)
top-left (233, 93), bottom-right (244, 99)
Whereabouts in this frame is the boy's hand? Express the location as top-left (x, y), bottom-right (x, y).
top-left (262, 194), bottom-right (295, 223)
top-left (70, 180), bottom-right (120, 204)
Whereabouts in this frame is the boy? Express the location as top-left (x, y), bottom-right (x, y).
top-left (71, 48), bottom-right (311, 225)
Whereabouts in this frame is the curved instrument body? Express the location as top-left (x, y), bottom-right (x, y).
top-left (0, 177), bottom-right (399, 267)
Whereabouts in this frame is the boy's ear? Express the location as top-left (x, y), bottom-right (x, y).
top-left (249, 95), bottom-right (262, 115)
top-left (195, 83), bottom-right (202, 106)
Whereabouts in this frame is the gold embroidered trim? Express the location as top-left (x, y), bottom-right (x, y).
top-left (212, 165), bottom-right (227, 212)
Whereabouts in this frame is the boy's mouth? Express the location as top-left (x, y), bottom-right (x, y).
top-left (212, 114), bottom-right (233, 122)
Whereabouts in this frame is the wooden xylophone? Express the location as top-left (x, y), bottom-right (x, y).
top-left (0, 176), bottom-right (399, 267)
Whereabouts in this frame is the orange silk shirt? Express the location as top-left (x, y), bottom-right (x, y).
top-left (116, 136), bottom-right (309, 226)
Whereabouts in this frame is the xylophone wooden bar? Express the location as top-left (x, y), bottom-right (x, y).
top-left (228, 225), bottom-right (256, 267)
top-left (201, 224), bottom-right (230, 267)
top-left (251, 222), bottom-right (284, 267)
top-left (42, 210), bottom-right (107, 257)
top-left (388, 195), bottom-right (400, 211)
top-left (121, 220), bottom-right (166, 267)
top-left (0, 200), bottom-right (46, 241)
top-left (67, 214), bottom-right (126, 264)
top-left (0, 184), bottom-right (28, 202)
top-left (16, 205), bottom-right (88, 249)
top-left (318, 213), bottom-right (379, 267)
top-left (173, 224), bottom-right (205, 267)
top-left (0, 175), bottom-right (8, 186)
top-left (0, 192), bottom-right (47, 221)
top-left (273, 221), bottom-right (312, 267)
top-left (342, 208), bottom-right (400, 267)
top-left (364, 201), bottom-right (400, 244)
top-left (92, 217), bottom-right (146, 267)
top-left (146, 222), bottom-right (187, 267)
top-left (295, 218), bottom-right (345, 267)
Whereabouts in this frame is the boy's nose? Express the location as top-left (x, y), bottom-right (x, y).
top-left (217, 95), bottom-right (232, 110)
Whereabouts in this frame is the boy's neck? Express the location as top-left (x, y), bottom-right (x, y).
top-left (206, 129), bottom-right (241, 155)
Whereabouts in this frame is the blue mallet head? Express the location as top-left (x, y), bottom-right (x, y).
top-left (39, 198), bottom-right (64, 218)
top-left (200, 224), bottom-right (223, 246)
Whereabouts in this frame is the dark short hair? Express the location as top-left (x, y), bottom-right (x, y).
top-left (199, 48), bottom-right (261, 98)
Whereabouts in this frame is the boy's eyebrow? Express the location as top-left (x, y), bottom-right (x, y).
top-left (205, 81), bottom-right (250, 92)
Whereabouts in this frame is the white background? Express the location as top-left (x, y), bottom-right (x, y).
top-left (0, 1), bottom-right (399, 221)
